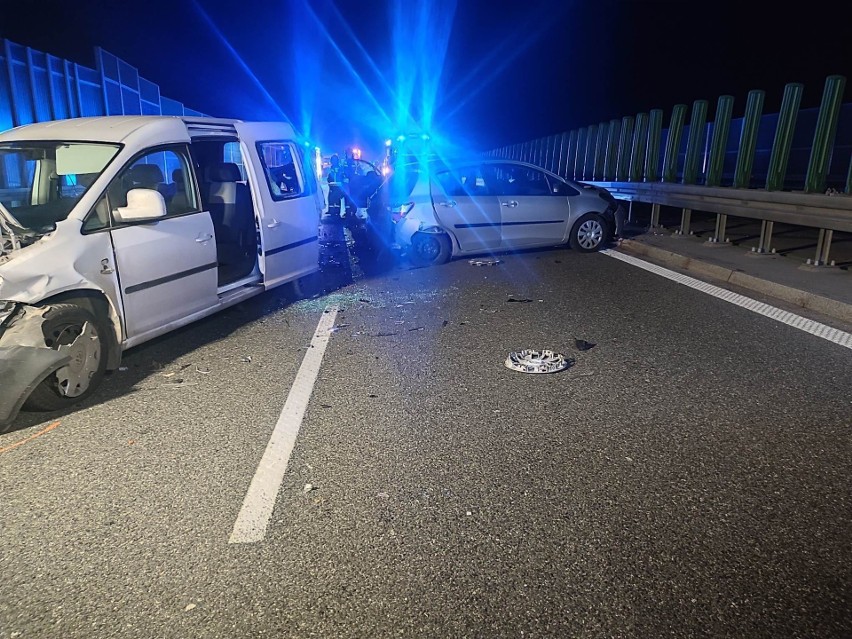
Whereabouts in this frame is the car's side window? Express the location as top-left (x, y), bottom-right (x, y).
top-left (84, 146), bottom-right (198, 231)
top-left (494, 164), bottom-right (550, 197)
top-left (257, 142), bottom-right (304, 201)
top-left (546, 176), bottom-right (580, 196)
top-left (437, 166), bottom-right (488, 197)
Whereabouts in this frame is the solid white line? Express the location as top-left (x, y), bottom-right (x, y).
top-left (601, 249), bottom-right (852, 351)
top-left (229, 305), bottom-right (340, 544)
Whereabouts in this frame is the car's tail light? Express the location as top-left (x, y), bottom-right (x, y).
top-left (391, 201), bottom-right (415, 222)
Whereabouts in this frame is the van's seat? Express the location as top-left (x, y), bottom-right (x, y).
top-left (205, 162), bottom-right (255, 263)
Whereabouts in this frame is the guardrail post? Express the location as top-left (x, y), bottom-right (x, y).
top-left (751, 220), bottom-right (775, 253)
top-left (649, 203), bottom-right (661, 228)
top-left (604, 119), bottom-right (620, 181)
top-left (584, 125), bottom-right (598, 180)
top-left (594, 122), bottom-right (608, 180)
top-left (809, 229), bottom-right (834, 266)
top-left (766, 82), bottom-right (804, 191)
top-left (629, 113), bottom-right (649, 182)
top-left (574, 128), bottom-right (588, 181)
top-left (676, 208), bottom-right (692, 236)
top-left (805, 75), bottom-right (846, 193)
top-left (733, 89), bottom-right (765, 189)
top-left (709, 213), bottom-right (728, 244)
top-left (616, 116), bottom-right (634, 181)
top-left (682, 99), bottom-right (708, 185)
top-left (645, 109), bottom-right (663, 182)
top-left (662, 104), bottom-right (687, 182)
top-left (706, 95), bottom-right (734, 187)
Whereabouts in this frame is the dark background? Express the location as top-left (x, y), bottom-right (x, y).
top-left (1, 0), bottom-right (850, 155)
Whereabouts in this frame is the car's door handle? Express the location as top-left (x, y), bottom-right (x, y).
top-left (437, 200), bottom-right (457, 208)
top-left (501, 201), bottom-right (519, 208)
top-left (195, 234), bottom-right (214, 243)
top-left (267, 219), bottom-right (281, 228)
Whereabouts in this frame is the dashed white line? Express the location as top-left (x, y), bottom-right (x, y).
top-left (229, 305), bottom-right (339, 544)
top-left (602, 249), bottom-right (852, 350)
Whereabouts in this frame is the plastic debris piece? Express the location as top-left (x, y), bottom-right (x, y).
top-left (574, 338), bottom-right (596, 351)
top-left (377, 492), bottom-right (389, 498)
top-left (241, 356), bottom-right (252, 363)
top-left (303, 483), bottom-right (314, 493)
top-left (375, 331), bottom-right (397, 337)
top-left (184, 604), bottom-right (196, 612)
top-left (320, 404), bottom-right (332, 409)
top-left (507, 298), bottom-right (533, 303)
top-left (469, 258), bottom-right (501, 266)
top-left (195, 365), bottom-right (210, 374)
top-left (505, 349), bottom-right (573, 374)
top-left (118, 366), bottom-right (129, 372)
top-left (408, 326), bottom-right (425, 332)
top-left (359, 298), bottom-right (372, 304)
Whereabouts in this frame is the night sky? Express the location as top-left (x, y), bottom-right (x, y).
top-left (1, 0), bottom-right (850, 157)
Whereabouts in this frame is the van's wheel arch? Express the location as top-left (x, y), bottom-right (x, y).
top-left (410, 231), bottom-right (452, 266)
top-left (569, 213), bottom-right (608, 253)
top-left (23, 303), bottom-right (108, 412)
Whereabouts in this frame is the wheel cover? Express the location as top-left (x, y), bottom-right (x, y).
top-left (53, 321), bottom-right (101, 397)
top-left (505, 349), bottom-right (572, 374)
top-left (577, 219), bottom-right (604, 249)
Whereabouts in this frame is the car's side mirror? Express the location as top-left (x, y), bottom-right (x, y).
top-left (113, 188), bottom-right (167, 222)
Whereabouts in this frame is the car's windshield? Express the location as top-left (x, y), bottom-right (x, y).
top-left (0, 141), bottom-right (120, 232)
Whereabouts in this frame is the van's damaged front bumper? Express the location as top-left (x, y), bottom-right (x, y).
top-left (0, 304), bottom-right (69, 428)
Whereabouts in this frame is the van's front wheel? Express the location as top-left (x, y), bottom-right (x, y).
top-left (24, 304), bottom-right (107, 412)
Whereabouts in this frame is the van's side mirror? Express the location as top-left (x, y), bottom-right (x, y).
top-left (113, 188), bottom-right (167, 222)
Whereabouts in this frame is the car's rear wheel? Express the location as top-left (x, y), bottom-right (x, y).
top-left (569, 213), bottom-right (608, 253)
top-left (24, 304), bottom-right (108, 412)
top-left (410, 232), bottom-right (451, 266)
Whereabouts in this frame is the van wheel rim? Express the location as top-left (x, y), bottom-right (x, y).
top-left (577, 220), bottom-right (603, 249)
top-left (54, 322), bottom-right (101, 397)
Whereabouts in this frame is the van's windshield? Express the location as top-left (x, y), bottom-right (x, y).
top-left (0, 141), bottom-right (120, 232)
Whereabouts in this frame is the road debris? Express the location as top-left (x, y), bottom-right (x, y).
top-left (303, 483), bottom-right (315, 493)
top-left (574, 339), bottom-right (596, 351)
top-left (507, 298), bottom-right (533, 303)
top-left (469, 258), bottom-right (502, 266)
top-left (505, 349), bottom-right (573, 374)
top-left (195, 365), bottom-right (210, 374)
top-left (374, 331), bottom-right (397, 337)
top-left (241, 356), bottom-right (252, 363)
top-left (408, 326), bottom-right (425, 332)
top-left (442, 320), bottom-right (449, 327)
top-left (118, 366), bottom-right (129, 372)
top-left (184, 604), bottom-right (197, 612)
top-left (329, 323), bottom-right (351, 333)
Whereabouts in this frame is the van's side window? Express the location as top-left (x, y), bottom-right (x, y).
top-left (83, 146), bottom-right (198, 231)
top-left (256, 142), bottom-right (303, 201)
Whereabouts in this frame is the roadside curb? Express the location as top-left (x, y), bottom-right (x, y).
top-left (616, 238), bottom-right (852, 324)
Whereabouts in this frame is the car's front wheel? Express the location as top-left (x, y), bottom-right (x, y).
top-left (24, 304), bottom-right (108, 412)
top-left (569, 213), bottom-right (608, 253)
top-left (410, 232), bottom-right (452, 266)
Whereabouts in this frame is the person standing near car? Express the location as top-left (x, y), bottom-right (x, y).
top-left (327, 154), bottom-right (347, 220)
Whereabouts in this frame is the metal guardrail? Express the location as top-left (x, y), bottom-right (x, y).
top-left (488, 75), bottom-right (852, 265)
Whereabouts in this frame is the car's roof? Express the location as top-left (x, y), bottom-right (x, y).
top-left (0, 115), bottom-right (241, 144)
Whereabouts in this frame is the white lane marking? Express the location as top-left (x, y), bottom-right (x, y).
top-left (601, 249), bottom-right (852, 351)
top-left (229, 305), bottom-right (339, 544)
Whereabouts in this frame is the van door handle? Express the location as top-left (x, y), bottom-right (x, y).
top-left (438, 200), bottom-right (456, 208)
top-left (267, 219), bottom-right (281, 228)
top-left (195, 234), bottom-right (214, 243)
top-left (501, 201), bottom-right (519, 208)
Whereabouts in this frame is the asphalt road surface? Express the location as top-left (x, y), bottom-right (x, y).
top-left (1, 247), bottom-right (850, 638)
